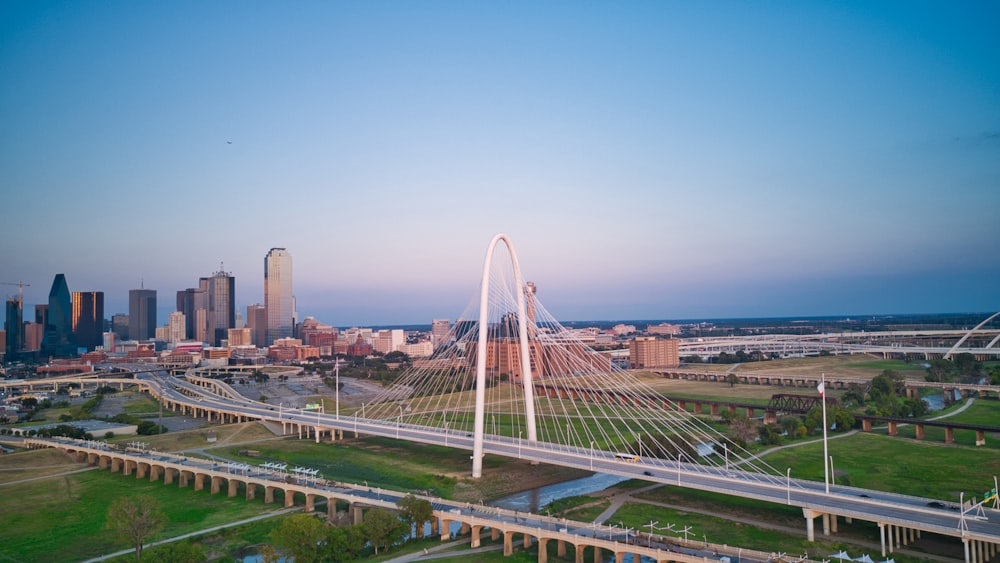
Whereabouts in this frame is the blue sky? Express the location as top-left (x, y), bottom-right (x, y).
top-left (1, 1), bottom-right (998, 326)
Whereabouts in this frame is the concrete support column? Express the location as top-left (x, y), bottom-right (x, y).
top-left (461, 522), bottom-right (470, 536)
top-left (164, 467), bottom-right (176, 485)
top-left (802, 508), bottom-right (817, 542)
top-left (136, 463), bottom-right (147, 479)
top-left (593, 546), bottom-right (602, 563)
top-left (354, 506), bottom-right (365, 526)
top-left (193, 474), bottom-right (205, 491)
top-left (265, 486), bottom-right (275, 504)
top-left (822, 513), bottom-right (830, 536)
top-left (305, 494), bottom-right (316, 512)
top-left (432, 518), bottom-right (440, 537)
top-left (523, 532), bottom-right (532, 548)
top-left (210, 476), bottom-right (222, 494)
top-left (574, 544), bottom-right (584, 563)
top-left (246, 484), bottom-right (256, 501)
top-left (315, 426), bottom-right (320, 444)
top-left (558, 539), bottom-right (566, 557)
top-left (228, 479), bottom-right (239, 497)
top-left (179, 471), bottom-right (190, 488)
top-left (149, 465), bottom-right (162, 482)
top-left (110, 458), bottom-right (121, 472)
top-left (831, 514), bottom-right (838, 533)
top-left (615, 552), bottom-right (625, 563)
top-left (538, 538), bottom-right (549, 563)
top-left (503, 531), bottom-right (514, 556)
top-left (887, 524), bottom-right (894, 553)
top-left (284, 489), bottom-right (295, 508)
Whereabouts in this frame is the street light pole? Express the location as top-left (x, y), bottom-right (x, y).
top-left (590, 441), bottom-right (595, 470)
top-left (335, 360), bottom-right (340, 420)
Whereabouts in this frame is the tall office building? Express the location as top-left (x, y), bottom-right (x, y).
top-left (200, 267), bottom-right (235, 346)
top-left (167, 311), bottom-right (186, 343)
top-left (264, 248), bottom-right (293, 345)
top-left (431, 319), bottom-right (451, 349)
top-left (5, 298), bottom-right (22, 357)
top-left (35, 304), bottom-right (48, 330)
top-left (177, 287), bottom-right (209, 344)
top-left (246, 304), bottom-right (267, 348)
top-left (43, 274), bottom-right (75, 357)
top-left (129, 288), bottom-right (157, 341)
top-left (72, 291), bottom-right (104, 351)
top-left (112, 313), bottom-right (129, 339)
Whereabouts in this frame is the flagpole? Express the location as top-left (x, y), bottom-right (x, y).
top-left (820, 373), bottom-right (830, 494)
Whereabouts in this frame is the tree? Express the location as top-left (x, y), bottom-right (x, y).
top-left (321, 525), bottom-right (365, 562)
top-left (270, 513), bottom-right (326, 563)
top-left (727, 414), bottom-right (758, 446)
top-left (396, 494), bottom-right (434, 539)
top-left (364, 507), bottom-right (407, 555)
top-left (726, 373), bottom-right (738, 387)
top-left (106, 495), bottom-right (165, 562)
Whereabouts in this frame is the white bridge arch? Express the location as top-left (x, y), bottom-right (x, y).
top-left (472, 233), bottom-right (538, 477)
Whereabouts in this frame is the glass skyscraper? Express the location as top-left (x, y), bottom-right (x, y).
top-left (72, 291), bottom-right (104, 350)
top-left (43, 273), bottom-right (75, 357)
top-left (129, 288), bottom-right (157, 341)
top-left (264, 248), bottom-right (293, 345)
top-left (200, 268), bottom-right (235, 347)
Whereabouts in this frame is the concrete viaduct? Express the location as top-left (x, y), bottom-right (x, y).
top-left (22, 437), bottom-right (820, 563)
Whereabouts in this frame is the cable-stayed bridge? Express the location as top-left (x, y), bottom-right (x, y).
top-left (11, 234), bottom-right (1000, 561)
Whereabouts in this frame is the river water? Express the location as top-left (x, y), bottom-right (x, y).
top-left (490, 472), bottom-right (627, 512)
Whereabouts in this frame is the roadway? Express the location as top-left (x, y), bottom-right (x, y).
top-left (131, 368), bottom-right (1000, 556)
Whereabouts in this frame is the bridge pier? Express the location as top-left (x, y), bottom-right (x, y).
top-left (305, 493), bottom-right (316, 512)
top-left (265, 486), bottom-right (275, 504)
top-left (803, 508), bottom-right (818, 541)
top-left (284, 489), bottom-right (295, 508)
top-left (537, 537), bottom-right (548, 563)
top-left (246, 483), bottom-right (256, 501)
top-left (353, 505), bottom-right (365, 526)
top-left (503, 530), bottom-right (513, 555)
top-left (471, 525), bottom-right (483, 548)
top-left (228, 479), bottom-right (239, 497)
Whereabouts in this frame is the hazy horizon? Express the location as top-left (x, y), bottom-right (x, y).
top-left (2, 2), bottom-right (997, 327)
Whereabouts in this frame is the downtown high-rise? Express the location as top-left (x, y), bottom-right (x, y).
top-left (129, 288), bottom-right (157, 341)
top-left (200, 267), bottom-right (235, 346)
top-left (264, 248), bottom-right (293, 345)
top-left (43, 274), bottom-right (75, 356)
top-left (72, 291), bottom-right (104, 351)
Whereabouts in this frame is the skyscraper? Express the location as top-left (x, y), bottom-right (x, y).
top-left (129, 289), bottom-right (157, 341)
top-left (200, 267), bottom-right (235, 346)
top-left (246, 304), bottom-right (267, 348)
top-left (431, 319), bottom-right (451, 349)
top-left (177, 288), bottom-right (209, 343)
top-left (167, 311), bottom-right (186, 343)
top-left (264, 248), bottom-right (293, 345)
top-left (43, 274), bottom-right (75, 357)
top-left (5, 298), bottom-right (22, 357)
top-left (72, 291), bottom-right (104, 351)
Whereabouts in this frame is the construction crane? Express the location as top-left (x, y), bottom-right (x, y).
top-left (1, 281), bottom-right (31, 308)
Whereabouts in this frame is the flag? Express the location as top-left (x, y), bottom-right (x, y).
top-left (817, 381), bottom-right (825, 397)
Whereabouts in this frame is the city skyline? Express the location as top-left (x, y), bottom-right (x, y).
top-left (2, 2), bottom-right (998, 326)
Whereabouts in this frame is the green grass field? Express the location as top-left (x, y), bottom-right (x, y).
top-left (0, 466), bottom-right (277, 562)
